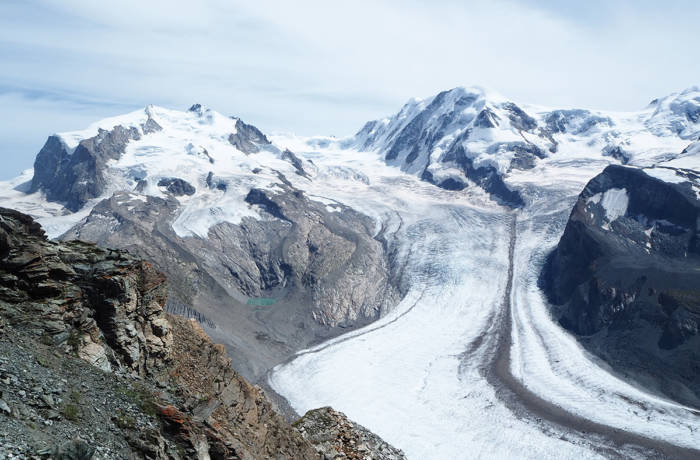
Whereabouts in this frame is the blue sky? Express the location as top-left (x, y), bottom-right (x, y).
top-left (1, 0), bottom-right (699, 179)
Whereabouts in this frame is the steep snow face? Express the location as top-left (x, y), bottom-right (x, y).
top-left (56, 107), bottom-right (152, 151)
top-left (355, 86), bottom-right (536, 175)
top-left (352, 86), bottom-right (700, 206)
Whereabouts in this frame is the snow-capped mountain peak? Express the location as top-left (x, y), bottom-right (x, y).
top-left (9, 104), bottom-right (312, 238)
top-left (349, 85), bottom-right (700, 207)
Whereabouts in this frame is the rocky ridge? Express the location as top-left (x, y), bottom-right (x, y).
top-left (294, 407), bottom-right (405, 460)
top-left (0, 206), bottom-right (172, 376)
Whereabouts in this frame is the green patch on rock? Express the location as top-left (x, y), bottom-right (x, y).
top-left (246, 298), bottom-right (277, 306)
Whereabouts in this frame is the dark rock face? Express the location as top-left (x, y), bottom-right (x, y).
top-left (30, 120), bottom-right (162, 211)
top-left (502, 102), bottom-right (537, 131)
top-left (540, 165), bottom-right (700, 407)
top-left (474, 108), bottom-right (500, 128)
top-left (205, 171), bottom-right (227, 191)
top-left (294, 407), bottom-right (406, 460)
top-left (157, 178), bottom-right (196, 196)
top-left (281, 149), bottom-right (310, 177)
top-left (228, 118), bottom-right (271, 153)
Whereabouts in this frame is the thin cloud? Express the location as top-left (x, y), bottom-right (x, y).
top-left (0, 0), bottom-right (698, 179)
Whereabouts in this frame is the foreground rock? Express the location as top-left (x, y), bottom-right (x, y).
top-left (541, 165), bottom-right (700, 407)
top-left (0, 207), bottom-right (404, 459)
top-left (295, 407), bottom-right (406, 460)
top-left (0, 206), bottom-right (172, 376)
top-left (0, 206), bottom-right (317, 458)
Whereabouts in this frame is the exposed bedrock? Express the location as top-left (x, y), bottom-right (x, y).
top-left (30, 119), bottom-right (162, 212)
top-left (157, 177), bottom-right (196, 196)
top-left (228, 118), bottom-right (271, 154)
top-left (540, 165), bottom-right (700, 407)
top-left (0, 206), bottom-right (172, 377)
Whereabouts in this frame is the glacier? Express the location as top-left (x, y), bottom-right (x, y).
top-left (1, 85), bottom-right (699, 458)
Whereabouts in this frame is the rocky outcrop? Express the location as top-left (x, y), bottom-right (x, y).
top-left (157, 177), bottom-right (196, 196)
top-left (540, 165), bottom-right (700, 407)
top-left (0, 206), bottom-right (172, 376)
top-left (238, 186), bottom-right (399, 326)
top-left (421, 143), bottom-right (525, 207)
top-left (167, 315), bottom-right (318, 458)
top-left (228, 118), bottom-right (271, 154)
top-left (294, 407), bottom-right (406, 460)
top-left (30, 118), bottom-right (162, 212)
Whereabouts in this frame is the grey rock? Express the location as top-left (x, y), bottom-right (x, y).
top-left (157, 177), bottom-right (196, 196)
top-left (0, 398), bottom-right (10, 415)
top-left (0, 207), bottom-right (173, 377)
top-left (40, 394), bottom-right (55, 408)
top-left (502, 102), bottom-right (537, 131)
top-left (281, 149), bottom-right (310, 177)
top-left (228, 118), bottom-right (271, 154)
top-left (602, 144), bottom-right (631, 164)
top-left (50, 439), bottom-right (96, 460)
top-left (295, 407), bottom-right (405, 460)
top-left (474, 107), bottom-right (500, 128)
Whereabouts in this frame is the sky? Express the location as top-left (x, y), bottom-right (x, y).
top-left (1, 0), bottom-right (699, 179)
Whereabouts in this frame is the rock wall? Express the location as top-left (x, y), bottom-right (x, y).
top-left (540, 165), bottom-right (700, 407)
top-left (0, 206), bottom-right (172, 376)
